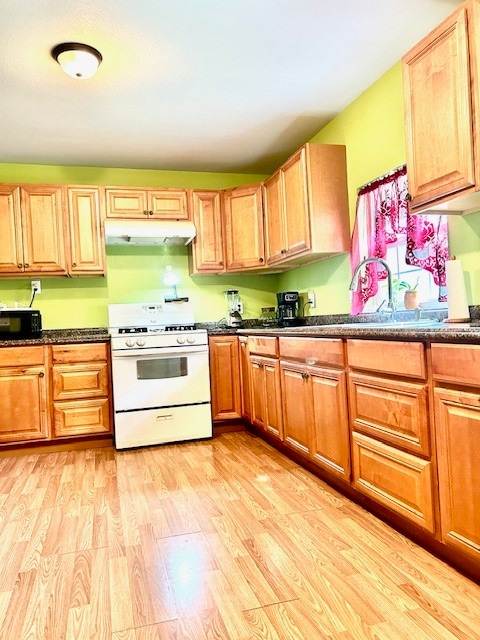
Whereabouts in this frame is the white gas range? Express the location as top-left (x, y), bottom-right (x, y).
top-left (108, 300), bottom-right (212, 449)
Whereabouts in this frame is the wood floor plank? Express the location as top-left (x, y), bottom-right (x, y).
top-left (0, 431), bottom-right (479, 640)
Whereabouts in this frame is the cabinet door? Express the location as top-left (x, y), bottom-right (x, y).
top-left (250, 356), bottom-right (266, 430)
top-left (263, 172), bottom-right (285, 265)
top-left (189, 191), bottom-right (225, 273)
top-left (403, 7), bottom-right (474, 208)
top-left (282, 148), bottom-right (311, 257)
top-left (264, 358), bottom-right (283, 440)
top-left (53, 362), bottom-right (109, 400)
top-left (20, 185), bottom-right (67, 274)
top-left (348, 372), bottom-right (430, 457)
top-left (67, 187), bottom-right (105, 275)
top-left (223, 185), bottom-right (265, 270)
top-left (352, 431), bottom-right (435, 533)
top-left (311, 367), bottom-right (350, 480)
top-left (209, 336), bottom-right (241, 421)
top-left (0, 362), bottom-right (49, 443)
top-left (239, 337), bottom-right (251, 421)
top-left (53, 399), bottom-right (111, 437)
top-left (0, 185), bottom-right (23, 274)
top-left (434, 386), bottom-right (480, 558)
top-left (280, 362), bottom-right (311, 456)
top-left (105, 188), bottom-right (148, 218)
top-left (148, 190), bottom-right (189, 219)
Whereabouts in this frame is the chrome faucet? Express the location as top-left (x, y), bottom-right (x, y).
top-left (349, 257), bottom-right (395, 315)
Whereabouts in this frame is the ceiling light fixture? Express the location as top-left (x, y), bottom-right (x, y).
top-left (51, 42), bottom-right (103, 80)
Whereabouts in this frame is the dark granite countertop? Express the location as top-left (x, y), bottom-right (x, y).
top-left (0, 327), bottom-right (109, 348)
top-left (235, 322), bottom-right (480, 343)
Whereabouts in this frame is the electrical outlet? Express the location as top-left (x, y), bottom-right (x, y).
top-left (31, 280), bottom-right (41, 294)
top-left (237, 301), bottom-right (243, 315)
top-left (307, 289), bottom-right (316, 309)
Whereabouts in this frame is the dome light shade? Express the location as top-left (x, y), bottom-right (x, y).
top-left (51, 42), bottom-right (102, 79)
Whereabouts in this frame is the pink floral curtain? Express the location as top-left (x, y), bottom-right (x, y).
top-left (350, 165), bottom-right (448, 315)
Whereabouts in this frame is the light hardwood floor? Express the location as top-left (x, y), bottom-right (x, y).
top-left (0, 431), bottom-right (479, 639)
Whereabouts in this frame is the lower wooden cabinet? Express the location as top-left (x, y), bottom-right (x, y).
top-left (238, 336), bottom-right (251, 421)
top-left (431, 343), bottom-right (480, 560)
top-left (0, 341), bottom-right (112, 448)
top-left (351, 431), bottom-right (435, 533)
top-left (208, 336), bottom-right (241, 421)
top-left (279, 361), bottom-right (311, 455)
top-left (0, 346), bottom-right (49, 442)
top-left (249, 354), bottom-right (283, 440)
top-left (52, 343), bottom-right (112, 438)
top-left (279, 337), bottom-right (350, 479)
top-left (434, 386), bottom-right (480, 558)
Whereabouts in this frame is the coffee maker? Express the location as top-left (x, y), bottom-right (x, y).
top-left (276, 291), bottom-right (304, 327)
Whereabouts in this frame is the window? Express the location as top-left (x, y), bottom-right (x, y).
top-left (361, 234), bottom-right (448, 313)
top-left (350, 165), bottom-right (449, 315)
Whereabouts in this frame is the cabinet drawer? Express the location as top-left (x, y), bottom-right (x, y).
top-left (52, 342), bottom-right (108, 364)
top-left (53, 399), bottom-right (111, 437)
top-left (279, 337), bottom-right (344, 367)
top-left (0, 345), bottom-right (45, 367)
top-left (348, 372), bottom-right (430, 456)
top-left (431, 343), bottom-right (480, 387)
top-left (247, 336), bottom-right (278, 357)
top-left (351, 431), bottom-right (435, 532)
top-left (347, 339), bottom-right (426, 379)
top-left (52, 362), bottom-right (109, 400)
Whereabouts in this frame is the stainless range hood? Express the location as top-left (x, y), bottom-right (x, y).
top-left (104, 219), bottom-right (196, 246)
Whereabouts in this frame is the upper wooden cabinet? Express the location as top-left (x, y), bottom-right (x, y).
top-left (223, 184), bottom-right (266, 271)
top-left (403, 1), bottom-right (480, 214)
top-left (188, 190), bottom-right (225, 274)
top-left (0, 184), bottom-right (105, 277)
top-left (0, 185), bottom-right (67, 275)
top-left (264, 143), bottom-right (349, 266)
top-left (66, 187), bottom-right (105, 275)
top-left (105, 187), bottom-right (189, 219)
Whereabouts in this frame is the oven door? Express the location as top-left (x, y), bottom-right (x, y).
top-left (111, 345), bottom-right (210, 412)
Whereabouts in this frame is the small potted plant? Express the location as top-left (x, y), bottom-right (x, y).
top-left (394, 277), bottom-right (419, 310)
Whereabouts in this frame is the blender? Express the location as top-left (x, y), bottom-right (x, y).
top-left (224, 289), bottom-right (243, 327)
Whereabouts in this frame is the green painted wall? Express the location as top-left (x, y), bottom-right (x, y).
top-left (0, 163), bottom-right (278, 328)
top-left (279, 61), bottom-right (480, 311)
top-left (4, 59), bottom-right (480, 326)
top-left (278, 62), bottom-right (407, 314)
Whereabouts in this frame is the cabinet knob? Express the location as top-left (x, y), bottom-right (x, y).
top-left (143, 210), bottom-right (148, 215)
top-left (17, 263), bottom-right (22, 269)
top-left (405, 193), bottom-right (412, 202)
top-left (72, 262), bottom-right (77, 267)
top-left (149, 210), bottom-right (154, 216)
top-left (24, 263), bottom-right (29, 268)
top-left (259, 257), bottom-right (264, 263)
top-left (39, 372), bottom-right (44, 378)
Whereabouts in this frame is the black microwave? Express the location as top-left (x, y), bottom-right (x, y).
top-left (0, 309), bottom-right (42, 339)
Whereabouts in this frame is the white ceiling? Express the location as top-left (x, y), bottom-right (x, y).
top-left (2, 0), bottom-right (462, 174)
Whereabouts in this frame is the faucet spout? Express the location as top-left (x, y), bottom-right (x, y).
top-left (349, 257), bottom-right (395, 314)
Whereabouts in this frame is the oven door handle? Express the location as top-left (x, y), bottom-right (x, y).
top-left (111, 346), bottom-right (207, 359)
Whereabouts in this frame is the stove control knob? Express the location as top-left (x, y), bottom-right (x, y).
top-left (125, 339), bottom-right (135, 348)
top-left (177, 336), bottom-right (186, 344)
top-left (186, 336), bottom-right (195, 344)
top-left (136, 339), bottom-right (146, 347)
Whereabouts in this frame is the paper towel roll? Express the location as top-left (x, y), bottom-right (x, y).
top-left (446, 258), bottom-right (470, 321)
